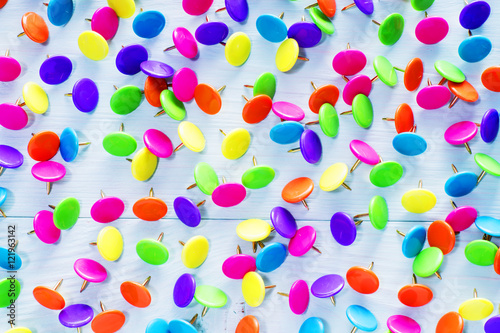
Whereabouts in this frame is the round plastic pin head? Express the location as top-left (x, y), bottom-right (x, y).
top-left (415, 15), bottom-right (448, 44)
top-left (480, 109), bottom-right (499, 143)
top-left (225, 32), bottom-right (251, 67)
top-left (465, 239), bottom-right (497, 266)
top-left (220, 128), bottom-right (251, 160)
top-left (74, 258), bottom-right (107, 292)
top-left (140, 60), bottom-right (174, 79)
top-left (60, 127), bottom-right (90, 162)
top-left (270, 206), bottom-right (297, 238)
top-left (242, 94), bottom-right (273, 124)
top-left (22, 81), bottom-right (49, 114)
top-left (236, 315), bottom-right (259, 333)
top-left (33, 279), bottom-right (65, 310)
top-left (448, 80), bottom-right (479, 108)
top-left (110, 85), bottom-right (143, 115)
top-left (91, 190), bottom-right (124, 223)
top-left (256, 242), bottom-right (287, 272)
top-left (169, 318), bottom-right (198, 333)
top-left (275, 38), bottom-right (309, 72)
top-left (476, 216), bottom-right (500, 239)
top-left (289, 225), bottom-right (321, 256)
top-left (215, 0), bottom-right (249, 22)
top-left (308, 82), bottom-right (339, 114)
top-left (0, 188), bottom-right (6, 218)
top-left (52, 197), bottom-right (79, 230)
top-left (270, 121), bottom-right (304, 144)
top-left (194, 83), bottom-right (224, 115)
top-left (223, 246), bottom-right (256, 278)
top-left (446, 201), bottom-right (477, 232)
top-left (136, 232), bottom-right (169, 265)
top-left (157, 89), bottom-right (186, 121)
top-left (70, 78), bottom-right (99, 112)
top-left (133, 10), bottom-right (165, 39)
top-left (401, 180), bottom-right (436, 214)
top-left (428, 220), bottom-right (455, 255)
top-left (287, 21), bottom-right (322, 48)
top-left (172, 68), bottom-right (198, 102)
top-left (173, 273), bottom-right (196, 307)
top-left (459, 35), bottom-right (491, 63)
top-left (319, 163), bottom-right (351, 192)
top-left (241, 156), bottom-right (275, 189)
top-left (107, 0), bottom-right (135, 18)
top-left (31, 161), bottom-right (66, 195)
top-left (182, 0), bottom-right (213, 15)
top-left (212, 179), bottom-right (246, 207)
top-left (341, 93), bottom-right (373, 128)
top-left (90, 7), bottom-right (119, 40)
top-left (354, 195), bottom-right (389, 230)
top-left (369, 160), bottom-right (404, 187)
top-left (272, 101), bottom-right (305, 121)
top-left (0, 244), bottom-right (20, 270)
top-left (236, 219), bottom-right (272, 246)
top-left (330, 212), bottom-right (361, 246)
top-left (305, 0), bottom-right (336, 17)
top-left (434, 60), bottom-right (465, 84)
top-left (0, 278), bottom-right (20, 307)
top-left (393, 132), bottom-right (427, 156)
top-left (277, 280), bottom-right (309, 315)
top-left (188, 162), bottom-right (218, 195)
top-left (341, 0), bottom-right (373, 14)
top-left (31, 210), bottom-right (60, 244)
top-left (475, 153), bottom-right (500, 186)
top-left (91, 302), bottom-right (125, 333)
top-left (311, 274), bottom-right (344, 306)
top-left (133, 188), bottom-right (167, 221)
top-left (120, 276), bottom-right (152, 308)
top-left (374, 13), bottom-right (405, 46)
top-left (0, 50), bottom-right (21, 82)
top-left (242, 272), bottom-right (274, 308)
top-left (382, 103), bottom-right (414, 133)
top-left (245, 72), bottom-right (276, 99)
top-left (299, 317), bottom-right (324, 333)
top-left (145, 76), bottom-right (167, 108)
top-left (349, 140), bottom-right (379, 173)
top-left (332, 44), bottom-right (367, 77)
top-left (387, 315), bottom-right (421, 333)
top-left (485, 313), bottom-right (500, 332)
top-left (180, 235), bottom-right (209, 269)
top-left (309, 7), bottom-right (334, 35)
top-left (444, 121), bottom-right (478, 154)
top-left (143, 129), bottom-right (173, 159)
top-left (436, 311), bottom-right (464, 333)
top-left (147, 319), bottom-right (170, 332)
top-left (459, 289), bottom-right (494, 321)
top-left (195, 20), bottom-right (229, 45)
top-left (373, 55), bottom-right (397, 86)
top-left (129, 148), bottom-right (157, 182)
top-left (346, 305), bottom-right (377, 332)
top-left (347, 262), bottom-right (379, 294)
top-left (19, 12), bottom-right (49, 43)
top-left (177, 121), bottom-right (206, 153)
top-left (59, 304), bottom-right (94, 329)
top-left (342, 75), bottom-right (372, 106)
top-left (460, 1), bottom-right (490, 29)
top-left (398, 274), bottom-right (433, 307)
top-left (417, 79), bottom-right (451, 109)
top-left (28, 131), bottom-right (60, 161)
top-left (102, 124), bottom-right (137, 157)
top-left (256, 13), bottom-right (287, 43)
top-left (305, 103), bottom-right (339, 137)
top-left (403, 58), bottom-right (424, 91)
top-left (174, 196), bottom-right (204, 227)
top-left (78, 31), bottom-right (108, 61)
top-left (90, 226), bottom-right (123, 262)
top-left (445, 164), bottom-right (476, 197)
top-left (116, 44), bottom-right (148, 76)
top-left (289, 129), bottom-right (322, 164)
top-left (413, 247), bottom-right (443, 279)
top-left (482, 66), bottom-right (500, 92)
top-left (194, 285), bottom-right (228, 316)
top-left (40, 55), bottom-right (72, 85)
top-left (282, 177), bottom-right (314, 210)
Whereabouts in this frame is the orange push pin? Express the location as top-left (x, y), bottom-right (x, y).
top-left (241, 94), bottom-right (273, 124)
top-left (281, 177), bottom-right (314, 210)
top-left (397, 274), bottom-right (433, 307)
top-left (91, 301), bottom-right (126, 333)
top-left (132, 187), bottom-right (168, 221)
top-left (346, 262), bottom-right (379, 294)
top-left (382, 103), bottom-right (415, 133)
top-left (448, 80), bottom-right (479, 109)
top-left (308, 81), bottom-right (339, 114)
top-left (32, 279), bottom-right (65, 310)
top-left (120, 276), bottom-right (152, 308)
top-left (18, 12), bottom-right (49, 43)
top-left (194, 83), bottom-right (225, 115)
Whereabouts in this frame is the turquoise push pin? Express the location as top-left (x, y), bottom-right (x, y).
top-left (346, 305), bottom-right (377, 333)
top-left (397, 225), bottom-right (426, 259)
top-left (0, 187), bottom-right (7, 217)
top-left (444, 164), bottom-right (477, 197)
top-left (60, 127), bottom-right (91, 162)
top-left (459, 31), bottom-right (492, 63)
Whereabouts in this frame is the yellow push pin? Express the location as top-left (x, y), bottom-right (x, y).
top-left (219, 128), bottom-right (251, 160)
top-left (275, 38), bottom-right (309, 72)
top-left (174, 121), bottom-right (206, 153)
top-left (236, 219), bottom-right (272, 253)
top-left (179, 235), bottom-right (209, 269)
top-left (89, 226), bottom-right (124, 261)
top-left (242, 271), bottom-right (276, 307)
top-left (401, 180), bottom-right (437, 214)
top-left (319, 163), bottom-right (352, 191)
top-left (459, 288), bottom-right (494, 321)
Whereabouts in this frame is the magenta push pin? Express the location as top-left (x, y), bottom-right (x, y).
top-left (74, 258), bottom-right (107, 292)
top-left (212, 176), bottom-right (246, 207)
top-left (288, 226), bottom-right (321, 256)
top-left (0, 98), bottom-right (28, 130)
top-left (0, 50), bottom-right (22, 82)
top-left (27, 210), bottom-right (61, 244)
top-left (277, 280), bottom-right (310, 315)
top-left (349, 140), bottom-right (380, 173)
top-left (416, 78), bottom-right (451, 110)
top-left (164, 27), bottom-right (198, 59)
top-left (415, 12), bottom-right (449, 45)
top-left (90, 190), bottom-right (125, 223)
top-left (222, 245), bottom-right (257, 279)
top-left (272, 101), bottom-right (305, 122)
top-left (342, 74), bottom-right (372, 106)
top-left (332, 43), bottom-right (367, 77)
top-left (444, 121), bottom-right (479, 154)
top-left (446, 199), bottom-right (477, 233)
top-left (31, 161), bottom-right (66, 195)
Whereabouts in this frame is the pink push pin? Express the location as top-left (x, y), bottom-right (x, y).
top-left (28, 210), bottom-right (61, 244)
top-left (222, 245), bottom-right (256, 279)
top-left (444, 121), bottom-right (479, 154)
top-left (342, 75), bottom-right (372, 106)
top-left (288, 226), bottom-right (321, 257)
top-left (415, 13), bottom-right (449, 45)
top-left (332, 43), bottom-right (367, 77)
top-left (387, 315), bottom-right (421, 333)
top-left (172, 68), bottom-right (198, 102)
top-left (0, 98), bottom-right (28, 130)
top-left (272, 101), bottom-right (305, 121)
top-left (416, 78), bottom-right (451, 110)
top-left (90, 190), bottom-right (125, 223)
top-left (88, 7), bottom-right (119, 40)
top-left (143, 129), bottom-right (173, 158)
top-left (74, 258), bottom-right (107, 292)
top-left (277, 279), bottom-right (310, 315)
top-left (0, 50), bottom-right (21, 82)
top-left (31, 161), bottom-right (66, 195)
top-left (164, 27), bottom-right (198, 59)
top-left (212, 176), bottom-right (246, 207)
top-left (446, 200), bottom-right (477, 232)
top-left (182, 0), bottom-right (214, 16)
top-left (349, 140), bottom-right (380, 173)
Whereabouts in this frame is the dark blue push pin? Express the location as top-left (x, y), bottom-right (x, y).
top-left (459, 0), bottom-right (490, 30)
top-left (195, 16), bottom-right (229, 45)
top-left (481, 109), bottom-right (499, 143)
top-left (116, 44), bottom-right (149, 76)
top-left (287, 16), bottom-right (322, 48)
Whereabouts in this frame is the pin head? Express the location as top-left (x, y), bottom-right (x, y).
top-left (169, 319), bottom-right (197, 333)
top-left (330, 212), bottom-right (357, 246)
top-left (40, 55), bottom-right (72, 85)
top-left (140, 60), bottom-right (174, 79)
top-left (225, 0), bottom-right (249, 22)
top-left (172, 68), bottom-right (198, 102)
top-left (459, 295), bottom-right (494, 321)
top-left (78, 31), bottom-right (108, 61)
top-left (446, 205), bottom-right (477, 232)
top-left (444, 170), bottom-right (476, 197)
top-left (272, 101), bottom-right (305, 121)
top-left (31, 161), bottom-right (66, 183)
top-left (222, 254), bottom-right (256, 279)
top-left (465, 240), bottom-right (497, 266)
top-left (146, 318), bottom-right (169, 332)
top-left (373, 56), bottom-right (397, 86)
top-left (0, 247), bottom-right (21, 270)
top-left (236, 315), bottom-right (259, 333)
top-left (194, 162), bottom-right (219, 195)
top-left (60, 127), bottom-right (80, 162)
top-left (287, 22), bottom-right (321, 48)
top-left (476, 216), bottom-right (500, 237)
top-left (369, 161), bottom-right (403, 187)
top-left (0, 54), bottom-right (21, 82)
top-left (448, 80), bottom-right (479, 103)
top-left (416, 85), bottom-right (451, 109)
top-left (481, 66), bottom-right (500, 92)
top-left (270, 206), bottom-right (297, 238)
top-left (91, 6), bottom-right (119, 40)
top-left (103, 131), bottom-right (137, 157)
top-left (136, 237), bottom-right (169, 265)
top-left (194, 285), bottom-right (228, 308)
top-left (33, 210), bottom-right (60, 244)
top-left (173, 273), bottom-right (196, 308)
top-left (59, 304), bottom-right (94, 328)
top-left (160, 90), bottom-right (186, 121)
top-left (398, 281), bottom-right (433, 307)
top-left (434, 60), bottom-right (465, 83)
top-left (242, 272), bottom-right (265, 307)
top-left (276, 38), bottom-right (300, 72)
top-left (282, 177), bottom-right (314, 204)
top-left (332, 49), bottom-right (367, 76)
top-left (460, 1), bottom-right (490, 30)
top-left (212, 182), bottom-right (246, 207)
top-left (309, 84), bottom-right (339, 113)
top-left (116, 44), bottom-right (149, 75)
top-left (256, 14), bottom-right (287, 43)
top-left (5, 327), bottom-right (31, 333)
top-left (242, 95), bottom-right (273, 124)
top-left (311, 274), bottom-right (344, 298)
top-left (133, 10), bottom-right (165, 39)
top-left (225, 32), bottom-right (251, 67)
top-left (318, 0), bottom-right (336, 17)
top-left (475, 153), bottom-right (500, 177)
top-left (256, 242), bottom-right (287, 272)
top-left (270, 121), bottom-right (304, 144)
top-left (436, 312), bottom-right (463, 333)
top-left (91, 195), bottom-right (124, 223)
top-left (221, 128), bottom-right (251, 160)
top-left (459, 35), bottom-right (492, 63)
top-left (393, 103), bottom-right (414, 133)
top-left (195, 21), bottom-right (229, 45)
top-left (0, 278), bottom-right (20, 307)
top-left (402, 187), bottom-right (436, 214)
top-left (72, 78), bottom-right (99, 112)
top-left (182, 0), bottom-right (213, 15)
top-left (110, 85), bottom-right (143, 115)
top-left (33, 285), bottom-right (65, 310)
top-left (74, 258), bottom-right (107, 283)
top-left (241, 164), bottom-right (275, 189)
top-left (445, 121), bottom-right (478, 147)
top-left (352, 94), bottom-right (373, 128)
top-left (0, 187), bottom-right (5, 206)
top-left (393, 133), bottom-right (427, 156)
top-left (494, 247), bottom-right (500, 275)
top-left (182, 235), bottom-right (209, 268)
top-left (401, 225), bottom-right (426, 258)
top-left (288, 226), bottom-right (317, 257)
top-left (131, 148), bottom-right (158, 182)
top-left (143, 129), bottom-right (173, 159)
top-left (194, 83), bottom-right (222, 115)
top-left (120, 280), bottom-right (151, 308)
top-left (318, 103), bottom-right (339, 137)
top-left (289, 280), bottom-right (310, 315)
top-left (309, 8), bottom-right (334, 35)
top-left (346, 305), bottom-right (377, 332)
top-left (108, 0), bottom-right (135, 18)
top-left (179, 121), bottom-right (206, 152)
top-left (413, 247), bottom-right (443, 277)
top-left (319, 163), bottom-right (348, 191)
top-left (21, 12), bottom-right (49, 43)
top-left (369, 195), bottom-right (388, 230)
top-left (415, 16), bottom-right (448, 45)
top-left (480, 109), bottom-right (499, 143)
top-left (299, 317), bottom-right (324, 333)
top-left (91, 308), bottom-right (126, 333)
top-left (299, 129), bottom-right (322, 164)
top-left (28, 131), bottom-right (59, 161)
top-left (428, 220), bottom-right (455, 255)
top-left (96, 226), bottom-right (123, 261)
top-left (236, 219), bottom-right (271, 242)
top-left (403, 58), bottom-right (423, 92)
top-left (378, 13), bottom-right (405, 46)
top-left (387, 315), bottom-right (421, 333)
top-left (174, 197), bottom-right (201, 227)
top-left (343, 75), bottom-right (371, 106)
top-left (350, 140), bottom-right (379, 165)
top-left (22, 81), bottom-right (48, 114)
top-left (53, 197), bottom-right (79, 230)
top-left (484, 315), bottom-right (500, 333)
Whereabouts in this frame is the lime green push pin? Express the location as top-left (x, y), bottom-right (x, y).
top-left (0, 277), bottom-right (20, 307)
top-left (241, 156), bottom-right (276, 189)
top-left (475, 153), bottom-right (500, 186)
top-left (220, 128), bottom-right (251, 160)
top-left (50, 197), bottom-right (80, 230)
top-left (136, 232), bottom-right (169, 265)
top-left (275, 38), bottom-right (309, 72)
top-left (401, 180), bottom-right (437, 214)
top-left (308, 7), bottom-right (334, 35)
top-left (154, 90), bottom-right (186, 120)
top-left (187, 162), bottom-right (219, 195)
top-left (340, 94), bottom-right (373, 128)
top-left (412, 247), bottom-right (443, 279)
top-left (305, 102), bottom-right (339, 138)
top-left (194, 285), bottom-right (228, 317)
top-left (110, 85), bottom-right (143, 115)
top-left (464, 239), bottom-right (498, 266)
top-left (353, 195), bottom-right (389, 230)
top-left (369, 156), bottom-right (404, 187)
top-left (411, 0), bottom-right (435, 11)
top-left (372, 13), bottom-right (405, 46)
top-left (371, 55), bottom-right (399, 86)
top-left (244, 72), bottom-right (277, 99)
top-left (102, 123), bottom-right (137, 157)
top-left (179, 235), bottom-right (209, 269)
top-left (459, 288), bottom-right (494, 321)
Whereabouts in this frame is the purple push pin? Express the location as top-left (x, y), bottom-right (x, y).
top-left (164, 27), bottom-right (199, 59)
top-left (343, 75), bottom-right (372, 105)
top-left (0, 100), bottom-right (28, 130)
top-left (287, 21), bottom-right (322, 48)
top-left (140, 60), bottom-right (175, 79)
top-left (30, 210), bottom-right (61, 244)
top-left (90, 190), bottom-right (125, 223)
top-left (68, 78), bottom-right (99, 113)
top-left (311, 274), bottom-right (345, 306)
top-left (341, 0), bottom-right (374, 15)
top-left (0, 145), bottom-right (24, 176)
top-left (215, 0), bottom-right (249, 22)
top-left (332, 45), bottom-right (367, 76)
top-left (143, 129), bottom-right (173, 158)
top-left (31, 161), bottom-right (66, 195)
top-left (481, 109), bottom-right (499, 143)
top-left (116, 44), bottom-right (149, 76)
top-left (39, 55), bottom-right (72, 85)
top-left (288, 226), bottom-right (321, 257)
top-left (0, 50), bottom-right (21, 82)
top-left (172, 68), bottom-right (198, 102)
top-left (349, 139), bottom-right (380, 173)
top-left (416, 79), bottom-right (451, 110)
top-left (387, 315), bottom-right (421, 333)
top-left (173, 273), bottom-right (196, 308)
top-left (459, 0), bottom-right (490, 30)
top-left (74, 258), bottom-right (107, 292)
top-left (444, 121), bottom-right (478, 154)
top-left (270, 206), bottom-right (297, 238)
top-left (415, 15), bottom-right (449, 45)
top-left (212, 180), bottom-right (246, 207)
top-left (90, 7), bottom-right (119, 40)
top-left (288, 129), bottom-right (322, 164)
top-left (485, 314), bottom-right (500, 333)
top-left (446, 201), bottom-right (477, 232)
top-left (195, 20), bottom-right (229, 45)
top-left (330, 212), bottom-right (360, 246)
top-left (272, 101), bottom-right (305, 121)
top-left (173, 196), bottom-right (205, 227)
top-left (59, 304), bottom-right (94, 330)
top-left (222, 245), bottom-right (256, 279)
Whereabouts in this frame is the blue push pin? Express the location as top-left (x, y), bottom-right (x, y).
top-left (215, 0), bottom-right (249, 23)
top-left (287, 18), bottom-right (322, 48)
top-left (397, 225), bottom-right (427, 258)
top-left (346, 305), bottom-right (377, 333)
top-left (256, 243), bottom-right (287, 272)
top-left (45, 0), bottom-right (74, 26)
top-left (195, 17), bottom-right (229, 45)
top-left (392, 131), bottom-right (427, 156)
top-left (444, 164), bottom-right (477, 197)
top-left (0, 187), bottom-right (7, 217)
top-left (169, 316), bottom-right (198, 333)
top-left (481, 109), bottom-right (499, 143)
top-left (475, 216), bottom-right (500, 241)
top-left (146, 318), bottom-right (169, 333)
top-left (116, 44), bottom-right (149, 76)
top-left (270, 121), bottom-right (304, 145)
top-left (133, 10), bottom-right (166, 39)
top-left (67, 78), bottom-right (99, 113)
top-left (60, 128), bottom-right (91, 163)
top-left (459, 0), bottom-right (490, 30)
top-left (299, 317), bottom-right (324, 333)
top-left (0, 246), bottom-right (22, 270)
top-left (458, 32), bottom-right (491, 63)
top-left (256, 13), bottom-right (288, 43)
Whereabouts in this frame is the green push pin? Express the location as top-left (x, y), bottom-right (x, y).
top-left (110, 85), bottom-right (143, 115)
top-left (412, 247), bottom-right (443, 279)
top-left (0, 277), bottom-right (20, 307)
top-left (305, 102), bottom-right (339, 137)
top-left (434, 60), bottom-right (466, 86)
top-left (241, 156), bottom-right (276, 189)
top-left (475, 153), bottom-right (500, 186)
top-left (308, 7), bottom-right (334, 35)
top-left (369, 157), bottom-right (404, 188)
top-left (49, 197), bottom-right (80, 230)
top-left (372, 13), bottom-right (405, 46)
top-left (194, 285), bottom-right (228, 317)
top-left (372, 55), bottom-right (401, 87)
top-left (244, 72), bottom-right (276, 99)
top-left (102, 123), bottom-right (138, 157)
top-left (187, 162), bottom-right (219, 195)
top-left (136, 232), bottom-right (169, 265)
top-left (340, 94), bottom-right (373, 129)
top-left (154, 89), bottom-right (186, 120)
top-left (464, 240), bottom-right (498, 266)
top-left (411, 0), bottom-right (435, 11)
top-left (353, 195), bottom-right (389, 230)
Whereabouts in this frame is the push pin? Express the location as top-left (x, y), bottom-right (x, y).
top-left (241, 94), bottom-right (273, 124)
top-left (179, 236), bottom-right (209, 269)
top-left (308, 81), bottom-right (339, 113)
top-left (446, 199), bottom-right (477, 232)
top-left (90, 301), bottom-right (126, 333)
top-left (416, 78), bottom-right (452, 110)
top-left (193, 83), bottom-right (225, 115)
top-left (270, 121), bottom-right (305, 144)
top-left (28, 209), bottom-right (60, 244)
top-left (168, 315), bottom-right (199, 332)
top-left (444, 164), bottom-right (477, 197)
top-left (341, 0), bottom-right (373, 15)
top-left (215, 0), bottom-right (249, 22)
top-left (319, 163), bottom-right (352, 192)
top-left (372, 13), bottom-right (405, 46)
top-left (0, 98), bottom-right (27, 130)
top-left (341, 74), bottom-right (372, 106)
top-left (369, 157), bottom-right (404, 188)
top-left (27, 130), bottom-right (60, 161)
top-left (91, 190), bottom-right (125, 223)
top-left (289, 226), bottom-right (321, 256)
top-left (346, 262), bottom-right (379, 294)
top-left (244, 72), bottom-right (276, 99)
top-left (133, 188), bottom-right (168, 221)
top-left (115, 44), bottom-right (148, 75)
top-left (0, 277), bottom-right (20, 308)
top-left (136, 232), bottom-right (169, 265)
top-left (305, 103), bottom-right (339, 138)
top-left (140, 60), bottom-right (175, 80)
top-left (48, 197), bottom-right (80, 230)
top-left (349, 140), bottom-right (380, 173)
top-left (460, 0), bottom-right (490, 30)
top-left (103, 123), bottom-right (137, 157)
top-left (74, 258), bottom-right (107, 292)
top-left (236, 316), bottom-right (259, 333)
top-left (219, 128), bottom-right (251, 160)
top-left (392, 128), bottom-right (427, 156)
top-left (186, 162), bottom-right (219, 195)
top-left (39, 54), bottom-right (72, 85)
top-left (464, 239), bottom-right (497, 266)
top-left (194, 285), bottom-right (228, 316)
top-left (256, 242), bottom-right (287, 273)
top-left (89, 226), bottom-right (124, 261)
top-left (256, 13), bottom-right (287, 43)
top-left (225, 31), bottom-right (252, 67)
top-left (0, 241), bottom-right (21, 270)
top-left (5, 323), bottom-right (32, 333)
top-left (86, 6), bottom-right (119, 40)
top-left (458, 32), bottom-right (492, 63)
top-left (66, 78), bottom-right (99, 113)
top-left (195, 16), bottom-right (229, 45)
top-left (387, 315), bottom-right (421, 333)
top-left (413, 247), bottom-right (443, 280)
top-left (401, 180), bottom-right (436, 214)
top-left (282, 177), bottom-right (314, 210)
top-left (59, 304), bottom-right (94, 333)
top-left (433, 59), bottom-right (466, 88)
top-left (242, 272), bottom-right (275, 307)
top-left (211, 176), bottom-right (247, 207)
top-left (311, 274), bottom-right (344, 306)
top-left (31, 161), bottom-right (66, 195)
top-left (444, 121), bottom-right (479, 154)
top-left (340, 94), bottom-right (373, 128)
top-left (173, 273), bottom-right (196, 308)
top-left (270, 206), bottom-right (298, 239)
top-left (277, 280), bottom-right (309, 315)
top-left (353, 195), bottom-right (389, 230)
top-left (382, 103), bottom-right (415, 133)
top-left (143, 129), bottom-right (173, 159)
top-left (18, 12), bottom-right (49, 43)
top-left (173, 196), bottom-right (206, 228)
top-left (436, 312), bottom-right (464, 333)
top-left (132, 10), bottom-right (165, 39)
top-left (346, 305), bottom-right (377, 333)
top-left (236, 219), bottom-right (272, 252)
top-left (222, 245), bottom-right (256, 279)
top-left (428, 220), bottom-right (456, 255)
top-left (481, 66), bottom-right (500, 92)
top-left (330, 212), bottom-right (363, 246)
top-left (415, 12), bottom-right (449, 45)
top-left (448, 80), bottom-right (478, 108)
top-left (22, 81), bottom-right (49, 114)
top-left (0, 187), bottom-right (7, 217)
top-left (332, 43), bottom-right (367, 77)
top-left (308, 7), bottom-right (334, 35)
top-left (288, 129), bottom-right (322, 164)
top-left (458, 288), bottom-right (494, 321)
top-left (475, 153), bottom-right (500, 186)
top-left (241, 156), bottom-right (276, 189)
top-left (110, 84), bottom-right (144, 115)
top-left (78, 30), bottom-right (109, 61)
top-left (129, 147), bottom-right (159, 182)
top-left (170, 67), bottom-right (197, 103)
top-left (479, 108), bottom-right (499, 143)
top-left (287, 17), bottom-right (322, 48)
top-left (121, 276), bottom-right (152, 308)
top-left (144, 76), bottom-right (169, 108)
top-left (304, 0), bottom-right (336, 17)
top-left (398, 274), bottom-right (433, 307)
top-left (60, 127), bottom-right (91, 162)
top-left (371, 55), bottom-right (402, 87)
top-left (485, 308), bottom-right (500, 332)
top-left (0, 50), bottom-right (21, 82)
top-left (275, 38), bottom-right (309, 72)
top-left (475, 216), bottom-right (500, 242)
top-left (272, 101), bottom-right (305, 121)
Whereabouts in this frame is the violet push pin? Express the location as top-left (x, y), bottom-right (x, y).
top-left (446, 199), bottom-right (477, 232)
top-left (444, 164), bottom-right (477, 197)
top-left (195, 16), bottom-right (229, 45)
top-left (319, 163), bottom-right (351, 192)
top-left (346, 262), bottom-right (380, 294)
top-left (33, 279), bottom-right (65, 310)
top-left (173, 273), bottom-right (196, 308)
top-left (116, 44), bottom-right (148, 76)
top-left (305, 103), bottom-right (339, 138)
top-left (308, 81), bottom-right (340, 114)
top-left (287, 16), bottom-right (322, 48)
top-left (444, 121), bottom-right (479, 154)
top-left (341, 0), bottom-right (373, 15)
top-left (212, 176), bottom-right (246, 208)
top-left (346, 305), bottom-right (378, 333)
top-left (372, 13), bottom-right (405, 46)
top-left (349, 140), bottom-right (380, 173)
top-left (0, 98), bottom-right (28, 131)
top-left (59, 304), bottom-right (94, 333)
top-left (241, 156), bottom-right (275, 189)
top-left (277, 280), bottom-right (310, 315)
top-left (140, 60), bottom-right (174, 79)
top-left (460, 0), bottom-right (490, 30)
top-left (90, 301), bottom-right (126, 333)
top-left (289, 226), bottom-right (321, 256)
top-left (311, 274), bottom-right (344, 306)
top-left (282, 177), bottom-right (314, 210)
top-left (398, 274), bottom-right (433, 307)
top-left (330, 212), bottom-right (362, 246)
top-left (215, 0), bottom-right (249, 22)
top-left (74, 258), bottom-right (107, 293)
top-left (485, 306), bottom-right (500, 332)
top-left (223, 245), bottom-right (256, 278)
top-left (133, 188), bottom-right (168, 221)
top-left (353, 195), bottom-right (389, 230)
top-left (87, 6), bottom-right (119, 40)
top-left (459, 288), bottom-right (494, 321)
top-left (31, 161), bottom-right (66, 195)
top-left (304, 0), bottom-right (336, 18)
top-left (415, 12), bottom-right (449, 45)
top-left (121, 276), bottom-right (152, 308)
top-left (60, 127), bottom-right (91, 162)
top-left (236, 219), bottom-right (272, 252)
top-left (242, 272), bottom-right (275, 308)
top-left (90, 190), bottom-right (125, 223)
top-left (164, 27), bottom-right (198, 59)
top-left (288, 129), bottom-right (322, 164)
top-left (382, 103), bottom-right (414, 133)
top-left (448, 80), bottom-right (478, 108)
top-left (66, 78), bottom-right (99, 113)
top-left (39, 55), bottom-right (72, 85)
top-left (0, 50), bottom-right (21, 82)
top-left (340, 94), bottom-right (373, 129)
top-left (475, 153), bottom-right (500, 186)
top-left (480, 109), bottom-right (499, 143)
top-left (332, 43), bottom-right (367, 77)
top-left (416, 78), bottom-right (451, 110)
top-left (241, 94), bottom-right (273, 124)
top-left (275, 38), bottom-right (310, 72)
top-left (28, 209), bottom-right (60, 244)
top-left (270, 206), bottom-right (298, 239)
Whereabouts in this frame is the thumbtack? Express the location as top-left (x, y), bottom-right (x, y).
top-left (346, 262), bottom-right (379, 294)
top-left (242, 272), bottom-right (275, 307)
top-left (120, 276), bottom-right (152, 308)
top-left (74, 258), bottom-right (107, 292)
top-left (33, 279), bottom-right (65, 310)
top-left (277, 280), bottom-right (310, 315)
top-left (91, 301), bottom-right (126, 333)
top-left (341, 0), bottom-right (374, 15)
